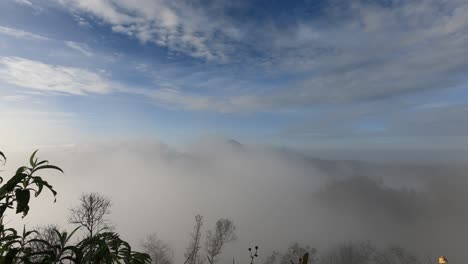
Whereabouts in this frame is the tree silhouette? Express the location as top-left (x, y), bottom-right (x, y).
top-left (142, 233), bottom-right (173, 264)
top-left (205, 218), bottom-right (236, 264)
top-left (68, 192), bottom-right (113, 238)
top-left (185, 214), bottom-right (204, 264)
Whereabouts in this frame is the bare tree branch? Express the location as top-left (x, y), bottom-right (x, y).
top-left (185, 215), bottom-right (204, 264)
top-left (205, 218), bottom-right (236, 264)
top-left (68, 192), bottom-right (112, 238)
top-left (142, 233), bottom-right (174, 264)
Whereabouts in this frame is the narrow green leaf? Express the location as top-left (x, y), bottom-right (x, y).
top-left (0, 150), bottom-right (6, 164)
top-left (32, 165), bottom-right (64, 174)
top-left (30, 150), bottom-right (39, 167)
top-left (35, 160), bottom-right (49, 167)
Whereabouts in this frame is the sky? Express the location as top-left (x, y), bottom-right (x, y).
top-left (1, 0), bottom-right (468, 161)
top-left (2, 0), bottom-right (468, 263)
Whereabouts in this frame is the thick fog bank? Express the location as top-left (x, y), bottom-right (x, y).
top-left (2, 139), bottom-right (467, 263)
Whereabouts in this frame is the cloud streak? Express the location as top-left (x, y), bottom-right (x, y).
top-left (0, 57), bottom-right (113, 95)
top-left (0, 25), bottom-right (49, 40)
top-left (65, 41), bottom-right (94, 57)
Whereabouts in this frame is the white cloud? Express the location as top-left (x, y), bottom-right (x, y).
top-left (53, 0), bottom-right (468, 112)
top-left (13, 0), bottom-right (33, 6)
top-left (72, 14), bottom-right (92, 28)
top-left (0, 57), bottom-right (113, 95)
top-left (169, 0), bottom-right (468, 111)
top-left (1, 94), bottom-right (28, 102)
top-left (65, 41), bottom-right (94, 57)
top-left (12, 0), bottom-right (43, 12)
top-left (59, 0), bottom-right (241, 61)
top-left (0, 25), bottom-right (49, 41)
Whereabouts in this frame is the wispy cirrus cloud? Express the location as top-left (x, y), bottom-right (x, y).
top-left (13, 0), bottom-right (33, 6)
top-left (0, 57), bottom-right (112, 95)
top-left (0, 25), bottom-right (49, 40)
top-left (65, 41), bottom-right (94, 57)
top-left (56, 0), bottom-right (468, 112)
top-left (0, 94), bottom-right (28, 102)
top-left (59, 0), bottom-right (242, 61)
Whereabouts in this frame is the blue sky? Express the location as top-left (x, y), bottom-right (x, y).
top-left (1, 0), bottom-right (468, 159)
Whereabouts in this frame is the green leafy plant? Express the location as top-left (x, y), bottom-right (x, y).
top-left (0, 150), bottom-right (62, 219)
top-left (0, 149), bottom-right (151, 264)
top-left (27, 226), bottom-right (81, 263)
top-left (0, 150), bottom-right (63, 263)
top-left (76, 232), bottom-right (151, 264)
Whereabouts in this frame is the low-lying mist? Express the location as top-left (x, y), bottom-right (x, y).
top-left (4, 138), bottom-right (468, 263)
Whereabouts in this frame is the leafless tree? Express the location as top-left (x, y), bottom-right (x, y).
top-left (389, 247), bottom-right (421, 264)
top-left (68, 192), bottom-right (112, 238)
top-left (141, 233), bottom-right (174, 264)
top-left (374, 246), bottom-right (423, 264)
top-left (34, 224), bottom-right (60, 243)
top-left (185, 215), bottom-right (204, 264)
top-left (205, 218), bottom-right (237, 264)
top-left (320, 241), bottom-right (376, 264)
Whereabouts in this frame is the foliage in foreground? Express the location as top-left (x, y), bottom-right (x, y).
top-left (0, 149), bottom-right (151, 263)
